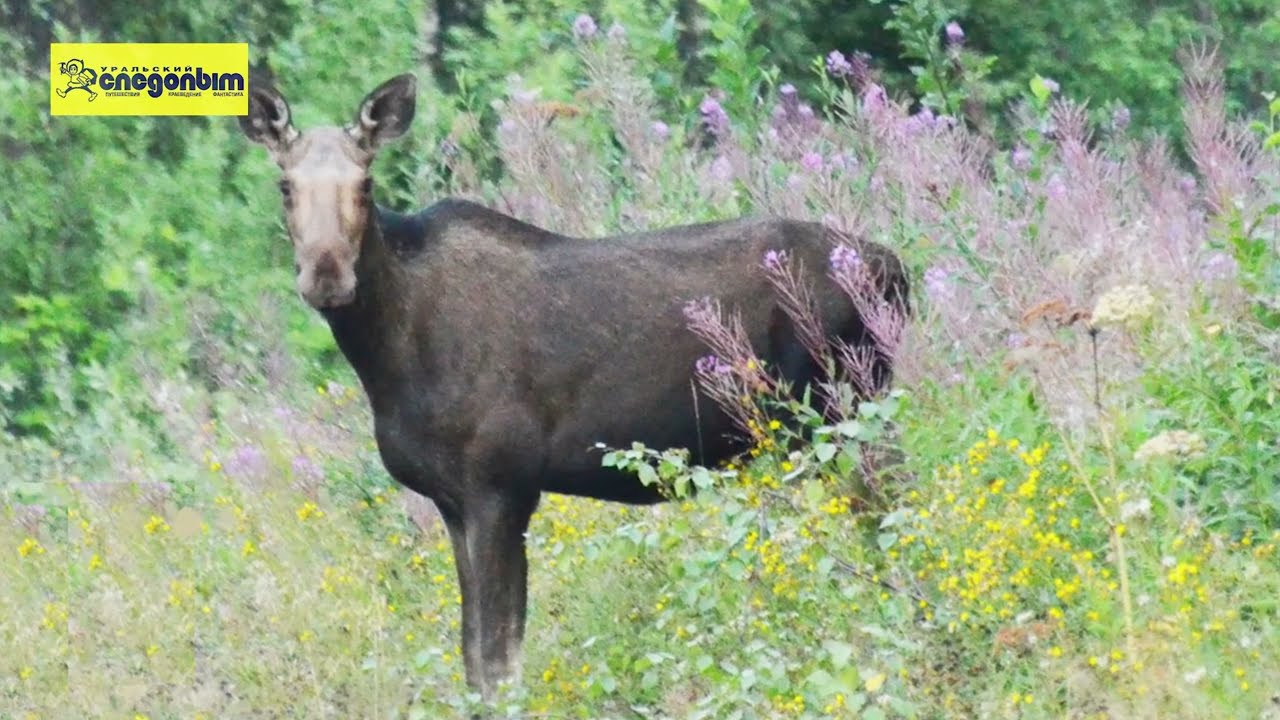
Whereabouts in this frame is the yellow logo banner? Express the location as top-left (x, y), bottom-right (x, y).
top-left (50, 43), bottom-right (248, 116)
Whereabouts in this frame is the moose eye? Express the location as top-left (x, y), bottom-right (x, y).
top-left (359, 177), bottom-right (373, 196)
top-left (279, 179), bottom-right (293, 199)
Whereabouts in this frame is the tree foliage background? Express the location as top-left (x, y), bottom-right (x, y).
top-left (2, 0), bottom-right (1277, 435)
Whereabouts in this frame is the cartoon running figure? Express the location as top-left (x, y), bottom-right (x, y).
top-left (57, 59), bottom-right (97, 101)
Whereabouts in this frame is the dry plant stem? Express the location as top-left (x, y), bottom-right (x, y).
top-left (1098, 420), bottom-right (1137, 663)
top-left (1090, 327), bottom-right (1102, 415)
top-left (1056, 413), bottom-right (1137, 662)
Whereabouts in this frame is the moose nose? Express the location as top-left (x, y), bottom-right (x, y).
top-left (314, 251), bottom-right (340, 281)
top-left (300, 251), bottom-right (356, 308)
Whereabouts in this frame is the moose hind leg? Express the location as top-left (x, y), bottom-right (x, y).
top-left (442, 512), bottom-right (484, 693)
top-left (466, 490), bottom-right (538, 696)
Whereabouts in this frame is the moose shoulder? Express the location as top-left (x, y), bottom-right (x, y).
top-left (239, 72), bottom-right (909, 702)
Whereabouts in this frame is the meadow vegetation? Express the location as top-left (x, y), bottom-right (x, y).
top-left (3, 1), bottom-right (1280, 718)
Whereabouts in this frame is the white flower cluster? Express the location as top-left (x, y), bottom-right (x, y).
top-left (1134, 430), bottom-right (1207, 463)
top-left (1091, 284), bottom-right (1155, 330)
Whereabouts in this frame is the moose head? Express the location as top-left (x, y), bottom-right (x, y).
top-left (238, 74), bottom-right (417, 309)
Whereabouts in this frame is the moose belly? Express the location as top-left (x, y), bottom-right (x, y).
top-left (537, 374), bottom-right (743, 505)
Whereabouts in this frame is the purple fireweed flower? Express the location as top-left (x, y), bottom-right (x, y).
top-left (650, 120), bottom-right (670, 140)
top-left (903, 107), bottom-right (936, 135)
top-left (779, 83), bottom-right (797, 99)
top-left (797, 104), bottom-right (815, 121)
top-left (762, 249), bottom-right (788, 272)
top-left (226, 444), bottom-right (267, 477)
top-left (862, 83), bottom-right (887, 114)
top-left (572, 13), bottom-right (597, 39)
top-left (1200, 251), bottom-right (1238, 281)
top-left (923, 266), bottom-right (951, 299)
top-left (800, 151), bottom-right (824, 173)
top-left (291, 454), bottom-right (323, 483)
top-left (827, 151), bottom-right (857, 173)
top-left (1045, 175), bottom-right (1067, 199)
top-left (830, 245), bottom-right (862, 273)
top-left (823, 49), bottom-right (874, 88)
top-left (1011, 145), bottom-right (1032, 171)
top-left (826, 50), bottom-right (853, 78)
top-left (1178, 173), bottom-right (1197, 195)
top-left (606, 21), bottom-right (626, 41)
top-left (699, 96), bottom-right (730, 137)
top-left (1042, 77), bottom-right (1060, 94)
top-left (708, 155), bottom-right (734, 183)
top-left (695, 355), bottom-right (732, 375)
top-left (1112, 104), bottom-right (1131, 131)
top-left (439, 138), bottom-right (460, 158)
top-left (945, 21), bottom-right (964, 45)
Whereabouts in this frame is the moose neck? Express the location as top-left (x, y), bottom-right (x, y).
top-left (319, 205), bottom-right (424, 408)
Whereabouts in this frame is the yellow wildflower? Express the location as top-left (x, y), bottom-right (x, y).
top-left (17, 537), bottom-right (43, 558)
top-left (143, 515), bottom-right (170, 535)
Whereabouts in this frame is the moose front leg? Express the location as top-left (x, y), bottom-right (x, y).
top-left (462, 490), bottom-right (539, 699)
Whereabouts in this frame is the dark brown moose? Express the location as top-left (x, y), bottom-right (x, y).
top-left (238, 73), bottom-right (909, 702)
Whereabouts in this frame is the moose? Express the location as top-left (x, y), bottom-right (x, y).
top-left (238, 73), bottom-right (909, 701)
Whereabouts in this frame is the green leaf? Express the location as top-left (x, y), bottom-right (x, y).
top-left (817, 556), bottom-right (836, 576)
top-left (877, 532), bottom-right (898, 550)
top-left (1264, 131), bottom-right (1280, 150)
top-left (805, 480), bottom-right (825, 506)
top-left (814, 442), bottom-right (838, 463)
top-left (836, 447), bottom-right (857, 476)
top-left (674, 474), bottom-right (690, 498)
top-left (637, 463), bottom-right (658, 486)
top-left (101, 263), bottom-right (131, 293)
top-left (824, 640), bottom-right (854, 669)
top-left (805, 668), bottom-right (836, 694)
top-left (835, 420), bottom-right (862, 438)
top-left (1030, 74), bottom-right (1052, 103)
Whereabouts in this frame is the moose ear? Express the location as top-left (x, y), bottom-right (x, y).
top-left (239, 82), bottom-right (297, 157)
top-left (348, 73), bottom-right (417, 152)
